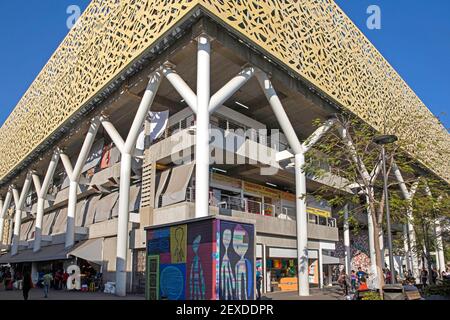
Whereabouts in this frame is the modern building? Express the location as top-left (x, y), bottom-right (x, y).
top-left (0, 0), bottom-right (448, 298)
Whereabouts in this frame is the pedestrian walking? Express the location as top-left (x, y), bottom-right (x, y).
top-left (431, 269), bottom-right (438, 284)
top-left (62, 271), bottom-right (69, 290)
top-left (256, 269), bottom-right (263, 300)
top-left (350, 270), bottom-right (357, 291)
top-left (385, 269), bottom-right (392, 284)
top-left (356, 267), bottom-right (366, 283)
top-left (338, 270), bottom-right (349, 296)
top-left (420, 268), bottom-right (428, 287)
top-left (42, 272), bottom-right (53, 298)
top-left (22, 273), bottom-right (33, 301)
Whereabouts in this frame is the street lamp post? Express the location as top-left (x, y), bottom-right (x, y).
top-left (373, 134), bottom-right (398, 285)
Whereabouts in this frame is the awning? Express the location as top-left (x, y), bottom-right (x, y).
top-left (161, 162), bottom-right (195, 207)
top-left (42, 211), bottom-right (57, 235)
top-left (0, 238), bottom-right (104, 265)
top-left (75, 200), bottom-right (88, 227)
top-left (84, 195), bottom-right (102, 226)
top-left (52, 208), bottom-right (68, 234)
top-left (27, 220), bottom-right (36, 241)
top-left (53, 188), bottom-right (69, 206)
top-left (82, 138), bottom-right (104, 173)
top-left (68, 238), bottom-right (103, 265)
top-left (94, 192), bottom-right (119, 223)
top-left (268, 248), bottom-right (319, 259)
top-left (154, 169), bottom-right (171, 208)
top-left (129, 184), bottom-right (141, 213)
top-left (0, 244), bottom-right (71, 264)
top-left (19, 220), bottom-right (33, 241)
top-left (322, 254), bottom-right (340, 265)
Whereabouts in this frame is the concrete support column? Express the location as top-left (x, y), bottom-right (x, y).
top-left (61, 119), bottom-right (100, 248)
top-left (262, 244), bottom-right (267, 294)
top-left (100, 71), bottom-right (161, 297)
top-left (116, 152), bottom-right (132, 297)
top-left (33, 151), bottom-right (60, 252)
top-left (343, 204), bottom-right (352, 274)
top-left (256, 71), bottom-right (309, 296)
top-left (195, 34), bottom-right (211, 219)
top-left (294, 152), bottom-right (309, 296)
top-left (319, 246), bottom-right (324, 289)
top-left (0, 192), bottom-right (12, 245)
top-left (12, 174), bottom-right (32, 256)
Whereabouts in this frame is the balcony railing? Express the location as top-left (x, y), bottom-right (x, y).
top-left (182, 188), bottom-right (337, 227)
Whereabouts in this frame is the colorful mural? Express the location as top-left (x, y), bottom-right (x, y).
top-left (146, 218), bottom-right (255, 300)
top-left (187, 219), bottom-right (215, 300)
top-left (160, 264), bottom-right (186, 300)
top-left (218, 221), bottom-right (254, 300)
top-left (146, 255), bottom-right (160, 300)
top-left (170, 225), bottom-right (187, 263)
top-left (335, 230), bottom-right (371, 272)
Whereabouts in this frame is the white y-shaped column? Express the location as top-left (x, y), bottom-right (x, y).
top-left (392, 162), bottom-right (420, 280)
top-left (32, 151), bottom-right (60, 252)
top-left (60, 118), bottom-right (101, 249)
top-left (163, 37), bottom-right (255, 218)
top-left (0, 191), bottom-right (13, 246)
top-left (100, 71), bottom-right (162, 297)
top-left (195, 35), bottom-right (212, 217)
top-left (11, 174), bottom-right (33, 256)
top-left (256, 70), bottom-right (335, 296)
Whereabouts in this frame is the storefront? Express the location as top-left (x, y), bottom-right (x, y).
top-left (257, 245), bottom-right (340, 292)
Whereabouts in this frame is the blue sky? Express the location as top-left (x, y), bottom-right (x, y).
top-left (0, 0), bottom-right (449, 130)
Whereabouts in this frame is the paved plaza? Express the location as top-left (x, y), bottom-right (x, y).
top-left (0, 286), bottom-right (342, 301)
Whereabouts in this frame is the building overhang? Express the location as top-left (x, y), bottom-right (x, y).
top-left (0, 0), bottom-right (448, 188)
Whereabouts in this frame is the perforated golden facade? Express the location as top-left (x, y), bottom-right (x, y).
top-left (0, 0), bottom-right (449, 182)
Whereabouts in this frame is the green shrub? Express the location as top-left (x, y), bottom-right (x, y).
top-left (424, 279), bottom-right (450, 297)
top-left (362, 291), bottom-right (383, 300)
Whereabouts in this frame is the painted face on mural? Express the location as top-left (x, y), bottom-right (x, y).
top-left (232, 225), bottom-right (249, 258)
top-left (193, 235), bottom-right (202, 254)
top-left (175, 227), bottom-right (184, 244)
top-left (222, 229), bottom-right (232, 249)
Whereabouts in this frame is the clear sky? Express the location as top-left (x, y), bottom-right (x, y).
top-left (0, 0), bottom-right (448, 130)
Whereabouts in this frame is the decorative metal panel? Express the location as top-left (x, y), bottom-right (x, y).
top-left (0, 0), bottom-right (448, 183)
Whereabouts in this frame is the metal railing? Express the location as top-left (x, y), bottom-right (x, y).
top-left (182, 188), bottom-right (337, 228)
top-left (163, 115), bottom-right (290, 152)
top-left (308, 213), bottom-right (337, 228)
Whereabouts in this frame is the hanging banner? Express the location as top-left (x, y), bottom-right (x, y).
top-left (243, 182), bottom-right (280, 199)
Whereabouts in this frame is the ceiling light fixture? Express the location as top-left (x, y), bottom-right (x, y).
top-left (266, 182), bottom-right (278, 188)
top-left (235, 101), bottom-right (249, 109)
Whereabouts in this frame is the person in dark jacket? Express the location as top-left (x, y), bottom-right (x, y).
top-left (22, 273), bottom-right (33, 301)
